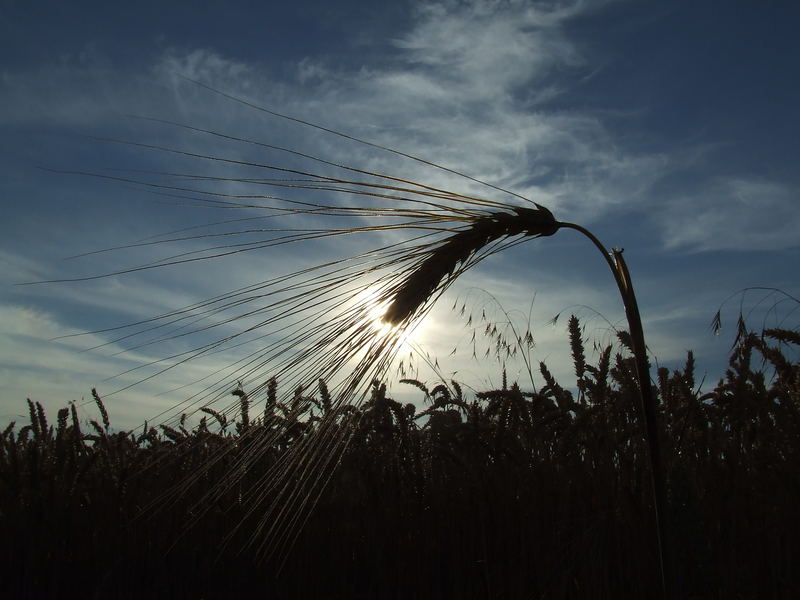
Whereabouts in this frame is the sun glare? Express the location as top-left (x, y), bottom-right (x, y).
top-left (356, 289), bottom-right (429, 358)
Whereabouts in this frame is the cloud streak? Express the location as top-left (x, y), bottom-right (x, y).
top-left (659, 178), bottom-right (800, 252)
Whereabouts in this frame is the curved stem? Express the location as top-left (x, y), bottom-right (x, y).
top-left (557, 222), bottom-right (670, 600)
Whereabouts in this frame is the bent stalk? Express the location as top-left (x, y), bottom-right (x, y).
top-left (558, 222), bottom-right (670, 600)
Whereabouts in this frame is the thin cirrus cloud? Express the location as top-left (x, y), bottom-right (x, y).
top-left (659, 178), bottom-right (800, 253)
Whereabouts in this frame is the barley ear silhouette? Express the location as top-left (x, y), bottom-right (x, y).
top-left (383, 205), bottom-right (559, 325)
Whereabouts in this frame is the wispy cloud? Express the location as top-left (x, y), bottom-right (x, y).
top-left (2, 1), bottom-right (665, 225)
top-left (392, 0), bottom-right (585, 98)
top-left (658, 178), bottom-right (800, 252)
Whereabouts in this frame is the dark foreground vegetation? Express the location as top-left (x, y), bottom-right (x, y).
top-left (2, 319), bottom-right (799, 599)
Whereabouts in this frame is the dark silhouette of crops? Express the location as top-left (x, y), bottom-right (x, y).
top-left (3, 321), bottom-right (798, 599)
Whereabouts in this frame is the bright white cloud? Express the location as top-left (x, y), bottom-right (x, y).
top-left (394, 0), bottom-right (585, 99)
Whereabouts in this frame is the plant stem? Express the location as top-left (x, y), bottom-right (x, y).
top-left (558, 222), bottom-right (670, 600)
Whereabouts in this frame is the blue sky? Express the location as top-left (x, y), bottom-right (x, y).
top-left (1, 0), bottom-right (798, 428)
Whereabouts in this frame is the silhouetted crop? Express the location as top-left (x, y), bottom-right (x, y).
top-left (3, 324), bottom-right (798, 598)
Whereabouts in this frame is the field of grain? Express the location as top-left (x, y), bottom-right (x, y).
top-left (3, 320), bottom-right (798, 599)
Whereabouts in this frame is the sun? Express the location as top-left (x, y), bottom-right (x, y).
top-left (364, 299), bottom-right (402, 342)
top-left (354, 289), bottom-right (430, 358)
